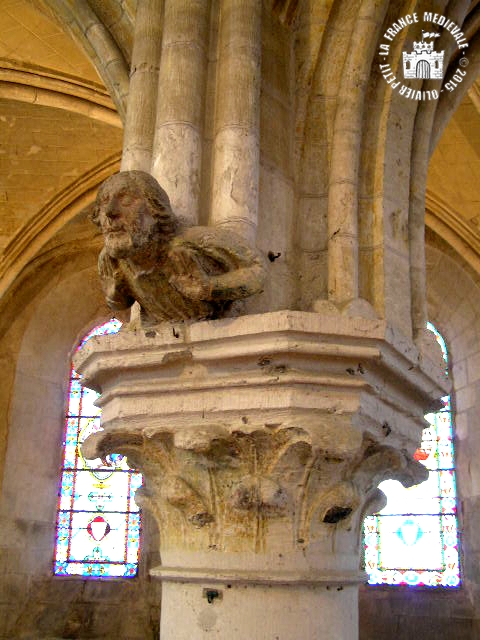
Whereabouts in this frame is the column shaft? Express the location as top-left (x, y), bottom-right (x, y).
top-left (160, 582), bottom-right (358, 640)
top-left (209, 0), bottom-right (261, 244)
top-left (151, 0), bottom-right (210, 225)
top-left (121, 0), bottom-right (162, 172)
top-left (327, 0), bottom-right (387, 307)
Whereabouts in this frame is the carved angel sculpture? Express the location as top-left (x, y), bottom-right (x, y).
top-left (92, 171), bottom-right (266, 324)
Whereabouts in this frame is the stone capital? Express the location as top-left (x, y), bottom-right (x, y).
top-left (76, 310), bottom-right (447, 575)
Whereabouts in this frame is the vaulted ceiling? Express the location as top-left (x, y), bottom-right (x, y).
top-left (0, 0), bottom-right (123, 299)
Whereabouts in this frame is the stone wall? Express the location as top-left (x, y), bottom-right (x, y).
top-left (0, 257), bottom-right (162, 639)
top-left (359, 237), bottom-right (480, 639)
top-left (359, 587), bottom-right (474, 639)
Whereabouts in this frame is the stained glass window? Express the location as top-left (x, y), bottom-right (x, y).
top-left (54, 319), bottom-right (143, 578)
top-left (364, 322), bottom-right (460, 587)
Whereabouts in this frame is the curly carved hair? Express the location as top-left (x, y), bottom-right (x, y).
top-left (91, 170), bottom-right (179, 239)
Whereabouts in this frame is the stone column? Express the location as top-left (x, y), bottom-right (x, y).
top-left (151, 0), bottom-right (210, 226)
top-left (209, 0), bottom-right (261, 244)
top-left (327, 0), bottom-right (387, 309)
top-left (76, 310), bottom-right (447, 640)
top-left (121, 0), bottom-right (163, 172)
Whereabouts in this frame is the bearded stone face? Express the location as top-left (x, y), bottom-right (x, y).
top-left (95, 174), bottom-right (165, 260)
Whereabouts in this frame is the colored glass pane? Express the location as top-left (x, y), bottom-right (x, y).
top-left (54, 319), bottom-right (142, 578)
top-left (363, 322), bottom-right (460, 587)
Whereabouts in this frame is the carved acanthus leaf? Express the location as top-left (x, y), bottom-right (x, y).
top-left (82, 419), bottom-right (428, 552)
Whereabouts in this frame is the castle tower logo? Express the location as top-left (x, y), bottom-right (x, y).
top-left (403, 32), bottom-right (443, 79)
top-left (378, 12), bottom-right (469, 101)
